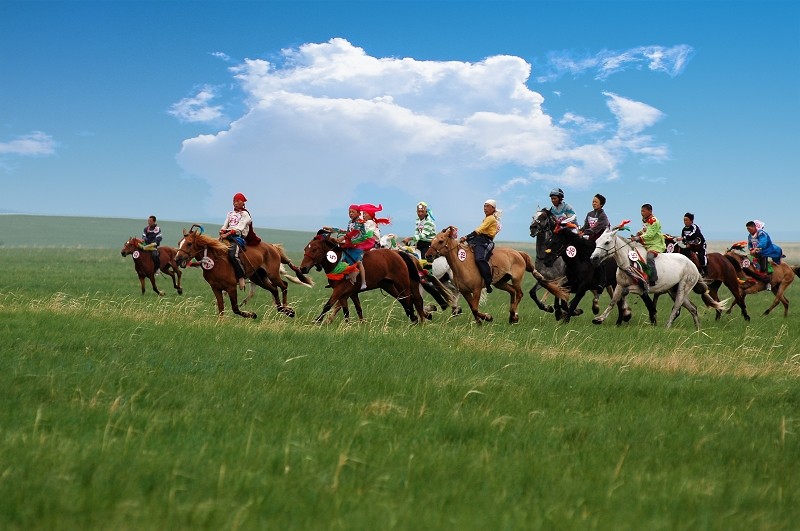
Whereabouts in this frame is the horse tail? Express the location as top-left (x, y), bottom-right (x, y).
top-left (275, 244), bottom-right (315, 287)
top-left (396, 251), bottom-right (422, 287)
top-left (792, 265), bottom-right (800, 278)
top-left (521, 251), bottom-right (570, 302)
top-left (694, 279), bottom-right (730, 311)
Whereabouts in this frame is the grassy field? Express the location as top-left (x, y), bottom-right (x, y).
top-left (1, 216), bottom-right (799, 529)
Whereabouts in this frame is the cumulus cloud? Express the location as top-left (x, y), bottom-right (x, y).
top-left (174, 38), bottom-right (673, 235)
top-left (168, 85), bottom-right (225, 123)
top-left (0, 131), bottom-right (57, 156)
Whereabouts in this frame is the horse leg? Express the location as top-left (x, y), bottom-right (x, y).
top-left (638, 291), bottom-right (657, 325)
top-left (563, 288), bottom-right (590, 324)
top-left (228, 288), bottom-right (256, 319)
top-left (148, 274), bottom-right (165, 296)
top-left (350, 293), bottom-right (365, 321)
top-left (615, 297), bottom-right (632, 325)
top-left (591, 289), bottom-right (600, 315)
top-left (164, 265), bottom-right (183, 295)
top-left (707, 279), bottom-right (722, 320)
top-left (212, 288), bottom-right (227, 316)
top-left (528, 283), bottom-right (555, 313)
top-left (138, 274), bottom-right (146, 295)
top-left (593, 285), bottom-right (625, 325)
top-left (496, 282), bottom-right (520, 324)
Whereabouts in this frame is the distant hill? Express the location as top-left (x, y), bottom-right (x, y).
top-left (0, 215), bottom-right (314, 253)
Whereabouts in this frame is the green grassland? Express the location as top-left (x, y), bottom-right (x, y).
top-left (1, 216), bottom-right (799, 530)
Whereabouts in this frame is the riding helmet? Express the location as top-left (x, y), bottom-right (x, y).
top-left (549, 188), bottom-right (564, 199)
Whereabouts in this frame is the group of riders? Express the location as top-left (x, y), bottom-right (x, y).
top-left (138, 189), bottom-right (786, 293)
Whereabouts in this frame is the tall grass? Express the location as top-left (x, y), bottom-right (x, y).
top-left (1, 236), bottom-right (799, 529)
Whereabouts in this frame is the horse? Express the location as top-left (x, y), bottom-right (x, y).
top-left (589, 226), bottom-right (728, 330)
top-left (425, 226), bottom-right (570, 324)
top-left (299, 232), bottom-right (428, 324)
top-left (174, 226), bottom-right (312, 318)
top-left (120, 237), bottom-right (183, 296)
top-left (543, 225), bottom-right (630, 324)
top-left (662, 236), bottom-right (750, 321)
top-left (379, 233), bottom-right (463, 317)
top-left (725, 243), bottom-right (800, 317)
top-left (529, 207), bottom-right (610, 315)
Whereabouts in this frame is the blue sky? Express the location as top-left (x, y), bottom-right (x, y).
top-left (2, 0), bottom-right (798, 243)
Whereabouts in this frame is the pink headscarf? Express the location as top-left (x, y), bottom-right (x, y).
top-left (359, 203), bottom-right (390, 225)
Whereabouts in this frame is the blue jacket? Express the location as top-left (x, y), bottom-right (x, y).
top-left (748, 229), bottom-right (782, 260)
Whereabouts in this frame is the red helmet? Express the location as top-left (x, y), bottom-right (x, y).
top-left (233, 193), bottom-right (247, 202)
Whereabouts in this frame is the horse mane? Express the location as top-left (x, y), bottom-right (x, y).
top-left (195, 233), bottom-right (229, 253)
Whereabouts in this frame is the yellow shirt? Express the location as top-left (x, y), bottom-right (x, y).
top-left (474, 215), bottom-right (499, 239)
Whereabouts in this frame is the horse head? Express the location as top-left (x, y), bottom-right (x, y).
top-left (120, 237), bottom-right (141, 257)
top-left (530, 208), bottom-right (554, 238)
top-left (425, 226), bottom-right (458, 260)
top-left (300, 233), bottom-right (339, 274)
top-left (175, 227), bottom-right (209, 268)
top-left (589, 227), bottom-right (624, 266)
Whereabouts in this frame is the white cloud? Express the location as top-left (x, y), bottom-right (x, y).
top-left (604, 92), bottom-right (665, 136)
top-left (0, 131), bottom-right (56, 156)
top-left (168, 85), bottom-right (225, 123)
top-left (536, 45), bottom-right (694, 82)
top-left (174, 39), bottom-right (672, 236)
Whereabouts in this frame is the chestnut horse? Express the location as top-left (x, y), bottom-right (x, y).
top-left (662, 236), bottom-right (750, 321)
top-left (425, 226), bottom-right (570, 324)
top-left (175, 226), bottom-right (312, 318)
top-left (299, 233), bottom-right (427, 324)
top-left (120, 237), bottom-right (183, 296)
top-left (725, 243), bottom-right (800, 317)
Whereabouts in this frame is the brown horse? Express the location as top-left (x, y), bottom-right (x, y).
top-left (725, 244), bottom-right (800, 317)
top-left (663, 236), bottom-right (750, 321)
top-left (120, 237), bottom-right (183, 296)
top-left (425, 226), bottom-right (570, 324)
top-left (299, 233), bottom-right (427, 324)
top-left (175, 226), bottom-right (312, 318)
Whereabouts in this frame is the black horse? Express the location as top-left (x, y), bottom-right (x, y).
top-left (544, 224), bottom-right (631, 324)
top-left (528, 208), bottom-right (567, 313)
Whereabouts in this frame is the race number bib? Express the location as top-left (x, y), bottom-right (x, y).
top-left (132, 250), bottom-right (140, 259)
top-left (742, 258), bottom-right (751, 268)
top-left (326, 250), bottom-right (338, 264)
top-left (628, 250), bottom-right (639, 262)
top-left (457, 248), bottom-right (467, 262)
top-left (566, 245), bottom-right (577, 258)
top-left (201, 257), bottom-right (215, 270)
top-left (666, 243), bottom-right (675, 253)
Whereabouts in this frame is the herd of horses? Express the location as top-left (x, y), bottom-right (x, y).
top-left (119, 213), bottom-right (800, 328)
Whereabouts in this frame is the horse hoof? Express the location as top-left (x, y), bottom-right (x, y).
top-left (251, 313), bottom-right (258, 319)
top-left (485, 314), bottom-right (493, 322)
top-left (592, 307), bottom-right (600, 315)
top-left (177, 289), bottom-right (183, 295)
top-left (158, 291), bottom-right (165, 296)
top-left (451, 307), bottom-right (463, 316)
top-left (509, 313), bottom-right (519, 324)
top-left (545, 306), bottom-right (554, 313)
top-left (623, 313), bottom-right (632, 322)
top-left (591, 318), bottom-right (603, 325)
top-left (572, 309), bottom-right (583, 316)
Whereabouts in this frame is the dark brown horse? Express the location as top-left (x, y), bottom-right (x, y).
top-left (299, 233), bottom-right (427, 324)
top-left (725, 244), bottom-right (800, 317)
top-left (663, 236), bottom-right (750, 321)
top-left (121, 237), bottom-right (183, 296)
top-left (175, 226), bottom-right (312, 318)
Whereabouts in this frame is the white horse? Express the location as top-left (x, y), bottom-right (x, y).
top-left (589, 227), bottom-right (728, 329)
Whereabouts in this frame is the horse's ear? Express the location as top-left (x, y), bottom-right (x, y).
top-left (183, 228), bottom-right (188, 236)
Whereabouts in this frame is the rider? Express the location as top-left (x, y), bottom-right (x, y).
top-left (675, 212), bottom-right (708, 276)
top-left (461, 199), bottom-right (501, 293)
top-left (402, 201), bottom-right (436, 257)
top-left (324, 205), bottom-right (371, 290)
top-left (142, 215), bottom-right (162, 271)
top-left (219, 192), bottom-right (251, 290)
top-left (358, 204), bottom-right (390, 250)
top-left (632, 203), bottom-right (665, 286)
top-left (579, 194), bottom-right (610, 242)
top-left (549, 188), bottom-right (577, 233)
top-left (746, 220), bottom-right (782, 290)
